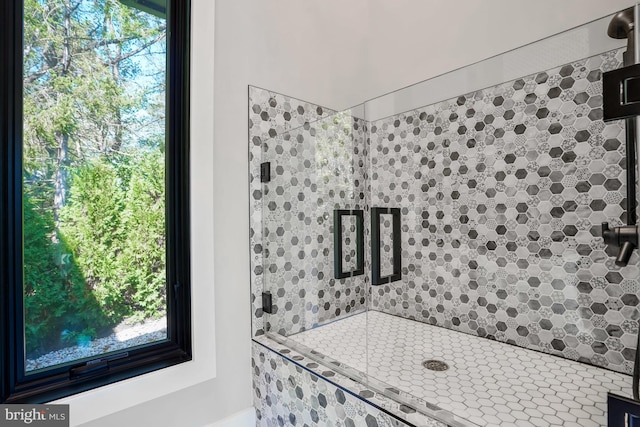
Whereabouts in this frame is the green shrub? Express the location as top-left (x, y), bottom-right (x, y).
top-left (23, 191), bottom-right (108, 356)
top-left (120, 151), bottom-right (166, 318)
top-left (24, 150), bottom-right (166, 357)
top-left (59, 159), bottom-right (129, 320)
top-left (59, 152), bottom-right (166, 321)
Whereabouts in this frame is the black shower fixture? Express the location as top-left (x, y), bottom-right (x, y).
top-left (603, 6), bottom-right (640, 415)
top-left (601, 6), bottom-right (640, 267)
top-left (608, 7), bottom-right (636, 66)
top-left (602, 222), bottom-right (638, 266)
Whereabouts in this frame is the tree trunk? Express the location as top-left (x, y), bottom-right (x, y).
top-left (52, 0), bottom-right (72, 229)
top-left (108, 13), bottom-right (123, 154)
top-left (53, 132), bottom-right (69, 224)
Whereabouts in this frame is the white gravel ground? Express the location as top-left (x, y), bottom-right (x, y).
top-left (26, 317), bottom-right (167, 371)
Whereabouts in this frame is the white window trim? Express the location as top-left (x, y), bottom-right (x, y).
top-left (51, 1), bottom-right (216, 424)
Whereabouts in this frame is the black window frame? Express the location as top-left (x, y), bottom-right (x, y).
top-left (0, 0), bottom-right (191, 403)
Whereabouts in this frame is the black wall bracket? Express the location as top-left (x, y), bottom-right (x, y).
top-left (262, 291), bottom-right (273, 314)
top-left (603, 63), bottom-right (640, 122)
top-left (260, 162), bottom-right (271, 183)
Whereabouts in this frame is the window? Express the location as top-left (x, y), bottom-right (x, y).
top-left (0, 0), bottom-right (191, 403)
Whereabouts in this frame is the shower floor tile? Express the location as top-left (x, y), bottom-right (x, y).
top-left (288, 311), bottom-right (633, 427)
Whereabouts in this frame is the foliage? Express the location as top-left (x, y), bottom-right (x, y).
top-left (58, 152), bottom-right (166, 322)
top-left (22, 0), bottom-right (168, 357)
top-left (120, 152), bottom-right (166, 317)
top-left (23, 190), bottom-right (109, 355)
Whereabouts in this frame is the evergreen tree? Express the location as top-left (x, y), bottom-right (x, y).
top-left (22, 0), bottom-right (168, 357)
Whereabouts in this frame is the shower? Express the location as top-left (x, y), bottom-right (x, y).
top-left (602, 6), bottom-right (639, 267)
top-left (251, 5), bottom-right (640, 427)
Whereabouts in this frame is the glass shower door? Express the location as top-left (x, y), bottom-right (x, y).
top-left (261, 107), bottom-right (370, 374)
top-left (360, 7), bottom-right (638, 426)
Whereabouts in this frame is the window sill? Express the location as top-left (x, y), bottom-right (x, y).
top-left (52, 341), bottom-right (215, 425)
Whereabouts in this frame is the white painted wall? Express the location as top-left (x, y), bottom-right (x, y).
top-left (231, 0), bottom-right (638, 111)
top-left (361, 0), bottom-right (639, 110)
top-left (364, 14), bottom-right (628, 121)
top-left (80, 1), bottom-right (638, 426)
top-left (206, 408), bottom-right (255, 427)
top-left (77, 1), bottom-right (253, 425)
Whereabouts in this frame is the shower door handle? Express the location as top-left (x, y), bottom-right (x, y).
top-left (371, 207), bottom-right (401, 285)
top-left (333, 209), bottom-right (364, 279)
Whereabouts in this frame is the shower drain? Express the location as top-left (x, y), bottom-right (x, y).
top-left (422, 359), bottom-right (449, 371)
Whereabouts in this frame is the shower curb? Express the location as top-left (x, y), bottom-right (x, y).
top-left (253, 335), bottom-right (479, 427)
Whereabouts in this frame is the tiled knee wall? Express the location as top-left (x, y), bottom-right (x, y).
top-left (250, 47), bottom-right (640, 375)
top-left (252, 342), bottom-right (416, 427)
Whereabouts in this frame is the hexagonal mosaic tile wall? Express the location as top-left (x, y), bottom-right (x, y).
top-left (368, 48), bottom-right (639, 375)
top-left (250, 86), bottom-right (337, 336)
top-left (249, 47), bottom-right (640, 376)
top-left (262, 111), bottom-right (369, 335)
top-left (250, 87), bottom-right (371, 337)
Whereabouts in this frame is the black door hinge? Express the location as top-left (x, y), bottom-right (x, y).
top-left (262, 291), bottom-right (273, 314)
top-left (260, 162), bottom-right (271, 183)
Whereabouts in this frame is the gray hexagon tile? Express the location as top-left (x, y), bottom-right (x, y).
top-left (262, 111), bottom-right (369, 335)
top-left (250, 48), bottom-right (639, 377)
top-left (379, 213), bottom-right (396, 278)
top-left (249, 86), bottom-right (338, 336)
top-left (289, 311), bottom-right (633, 427)
top-left (255, 333), bottom-right (477, 427)
top-left (249, 86), bottom-right (336, 141)
top-left (340, 214), bottom-right (359, 273)
top-left (368, 48), bottom-right (639, 375)
top-left (252, 341), bottom-right (446, 427)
